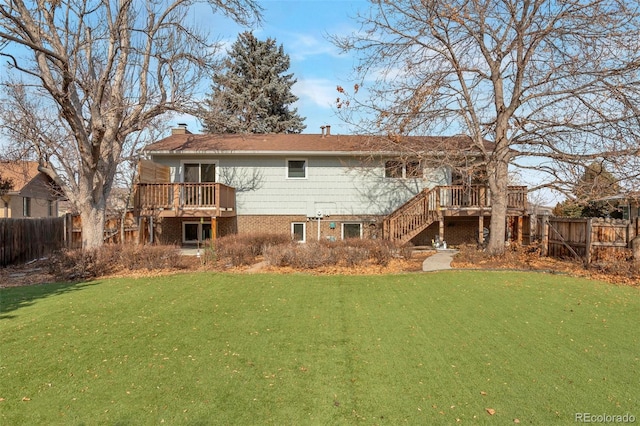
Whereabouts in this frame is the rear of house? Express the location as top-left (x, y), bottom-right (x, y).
top-left (136, 126), bottom-right (528, 246)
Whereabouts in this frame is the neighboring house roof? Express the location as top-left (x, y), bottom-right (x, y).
top-left (144, 133), bottom-right (491, 156)
top-left (0, 161), bottom-right (58, 200)
top-left (597, 193), bottom-right (640, 204)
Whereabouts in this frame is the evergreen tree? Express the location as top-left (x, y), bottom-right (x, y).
top-left (200, 32), bottom-right (306, 134)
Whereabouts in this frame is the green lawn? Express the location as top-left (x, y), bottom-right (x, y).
top-left (1, 271), bottom-right (638, 425)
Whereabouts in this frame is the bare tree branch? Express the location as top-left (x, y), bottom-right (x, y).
top-left (0, 0), bottom-right (261, 248)
top-left (333, 0), bottom-right (640, 254)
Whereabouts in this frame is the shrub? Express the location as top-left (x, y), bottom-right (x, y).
top-left (589, 248), bottom-right (634, 276)
top-left (118, 245), bottom-right (183, 270)
top-left (49, 244), bottom-right (184, 281)
top-left (331, 243), bottom-right (369, 266)
top-left (263, 239), bottom-right (412, 269)
top-left (214, 233), bottom-right (291, 266)
top-left (263, 242), bottom-right (335, 269)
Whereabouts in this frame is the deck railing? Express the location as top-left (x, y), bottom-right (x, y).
top-left (436, 185), bottom-right (527, 209)
top-left (383, 185), bottom-right (527, 242)
top-left (135, 182), bottom-right (236, 214)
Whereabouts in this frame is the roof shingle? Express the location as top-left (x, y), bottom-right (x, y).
top-left (143, 133), bottom-right (488, 155)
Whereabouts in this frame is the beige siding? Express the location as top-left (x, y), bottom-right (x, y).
top-left (1, 195), bottom-right (57, 218)
top-left (149, 154), bottom-right (449, 217)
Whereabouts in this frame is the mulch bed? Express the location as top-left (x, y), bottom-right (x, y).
top-left (2, 245), bottom-right (638, 288)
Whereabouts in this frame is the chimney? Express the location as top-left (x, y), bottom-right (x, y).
top-left (320, 125), bottom-right (326, 138)
top-left (325, 125), bottom-right (331, 136)
top-left (172, 123), bottom-right (191, 135)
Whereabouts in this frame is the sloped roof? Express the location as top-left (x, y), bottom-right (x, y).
top-left (0, 161), bottom-right (40, 191)
top-left (0, 161), bottom-right (57, 199)
top-left (143, 133), bottom-right (489, 156)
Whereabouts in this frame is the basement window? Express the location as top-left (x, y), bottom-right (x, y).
top-left (291, 222), bottom-right (306, 242)
top-left (342, 223), bottom-right (363, 239)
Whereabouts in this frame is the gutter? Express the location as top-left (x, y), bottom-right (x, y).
top-left (144, 150), bottom-right (482, 157)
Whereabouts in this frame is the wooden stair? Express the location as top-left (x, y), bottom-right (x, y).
top-left (382, 185), bottom-right (528, 244)
top-left (382, 187), bottom-right (440, 244)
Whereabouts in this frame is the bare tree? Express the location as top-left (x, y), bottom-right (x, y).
top-left (0, 0), bottom-right (261, 248)
top-left (333, 0), bottom-right (640, 255)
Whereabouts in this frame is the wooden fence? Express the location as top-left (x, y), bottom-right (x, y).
top-left (0, 217), bottom-right (67, 267)
top-left (1, 212), bottom-right (141, 266)
top-left (536, 216), bottom-right (640, 264)
top-left (68, 211), bottom-right (140, 249)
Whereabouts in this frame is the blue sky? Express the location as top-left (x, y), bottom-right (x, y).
top-left (0, 1), bottom-right (560, 203)
top-left (177, 0), bottom-right (368, 135)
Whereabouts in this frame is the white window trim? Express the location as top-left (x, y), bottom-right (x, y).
top-left (180, 160), bottom-right (219, 183)
top-left (291, 222), bottom-right (306, 243)
top-left (341, 222), bottom-right (363, 239)
top-left (286, 158), bottom-right (308, 179)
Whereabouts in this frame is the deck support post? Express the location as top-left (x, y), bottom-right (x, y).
top-left (439, 217), bottom-right (445, 242)
top-left (478, 215), bottom-right (484, 245)
top-left (211, 217), bottom-right (218, 240)
top-left (517, 216), bottom-right (523, 244)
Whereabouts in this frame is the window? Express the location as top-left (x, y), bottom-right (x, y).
top-left (48, 200), bottom-right (55, 217)
top-left (183, 221), bottom-right (212, 243)
top-left (182, 162), bottom-right (217, 207)
top-left (22, 197), bottom-right (31, 217)
top-left (183, 162), bottom-right (216, 183)
top-left (385, 160), bottom-right (422, 179)
top-left (291, 222), bottom-right (306, 242)
top-left (287, 159), bottom-right (307, 179)
top-left (384, 161), bottom-right (403, 178)
top-left (406, 160), bottom-right (422, 178)
top-left (342, 223), bottom-right (362, 239)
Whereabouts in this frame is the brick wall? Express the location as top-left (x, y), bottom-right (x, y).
top-left (217, 217), bottom-right (237, 237)
top-left (153, 216), bottom-right (237, 244)
top-left (152, 214), bottom-right (489, 246)
top-left (413, 217), bottom-right (484, 246)
top-left (237, 214), bottom-right (383, 241)
top-left (444, 217), bottom-right (481, 245)
top-left (154, 217), bottom-right (182, 245)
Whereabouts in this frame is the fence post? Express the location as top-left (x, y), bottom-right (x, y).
top-left (585, 218), bottom-right (592, 265)
top-left (541, 214), bottom-right (549, 256)
top-left (628, 218), bottom-right (637, 247)
top-left (65, 213), bottom-right (73, 248)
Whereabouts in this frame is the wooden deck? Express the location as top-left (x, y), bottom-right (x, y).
top-left (135, 183), bottom-right (236, 217)
top-left (435, 185), bottom-right (527, 215)
top-left (383, 185), bottom-right (528, 243)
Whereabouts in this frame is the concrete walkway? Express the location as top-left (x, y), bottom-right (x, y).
top-left (422, 249), bottom-right (459, 272)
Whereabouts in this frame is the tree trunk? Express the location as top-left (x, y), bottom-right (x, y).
top-left (486, 153), bottom-right (510, 255)
top-left (80, 204), bottom-right (106, 250)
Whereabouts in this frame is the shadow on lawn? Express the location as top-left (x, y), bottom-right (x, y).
top-left (0, 281), bottom-right (100, 320)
